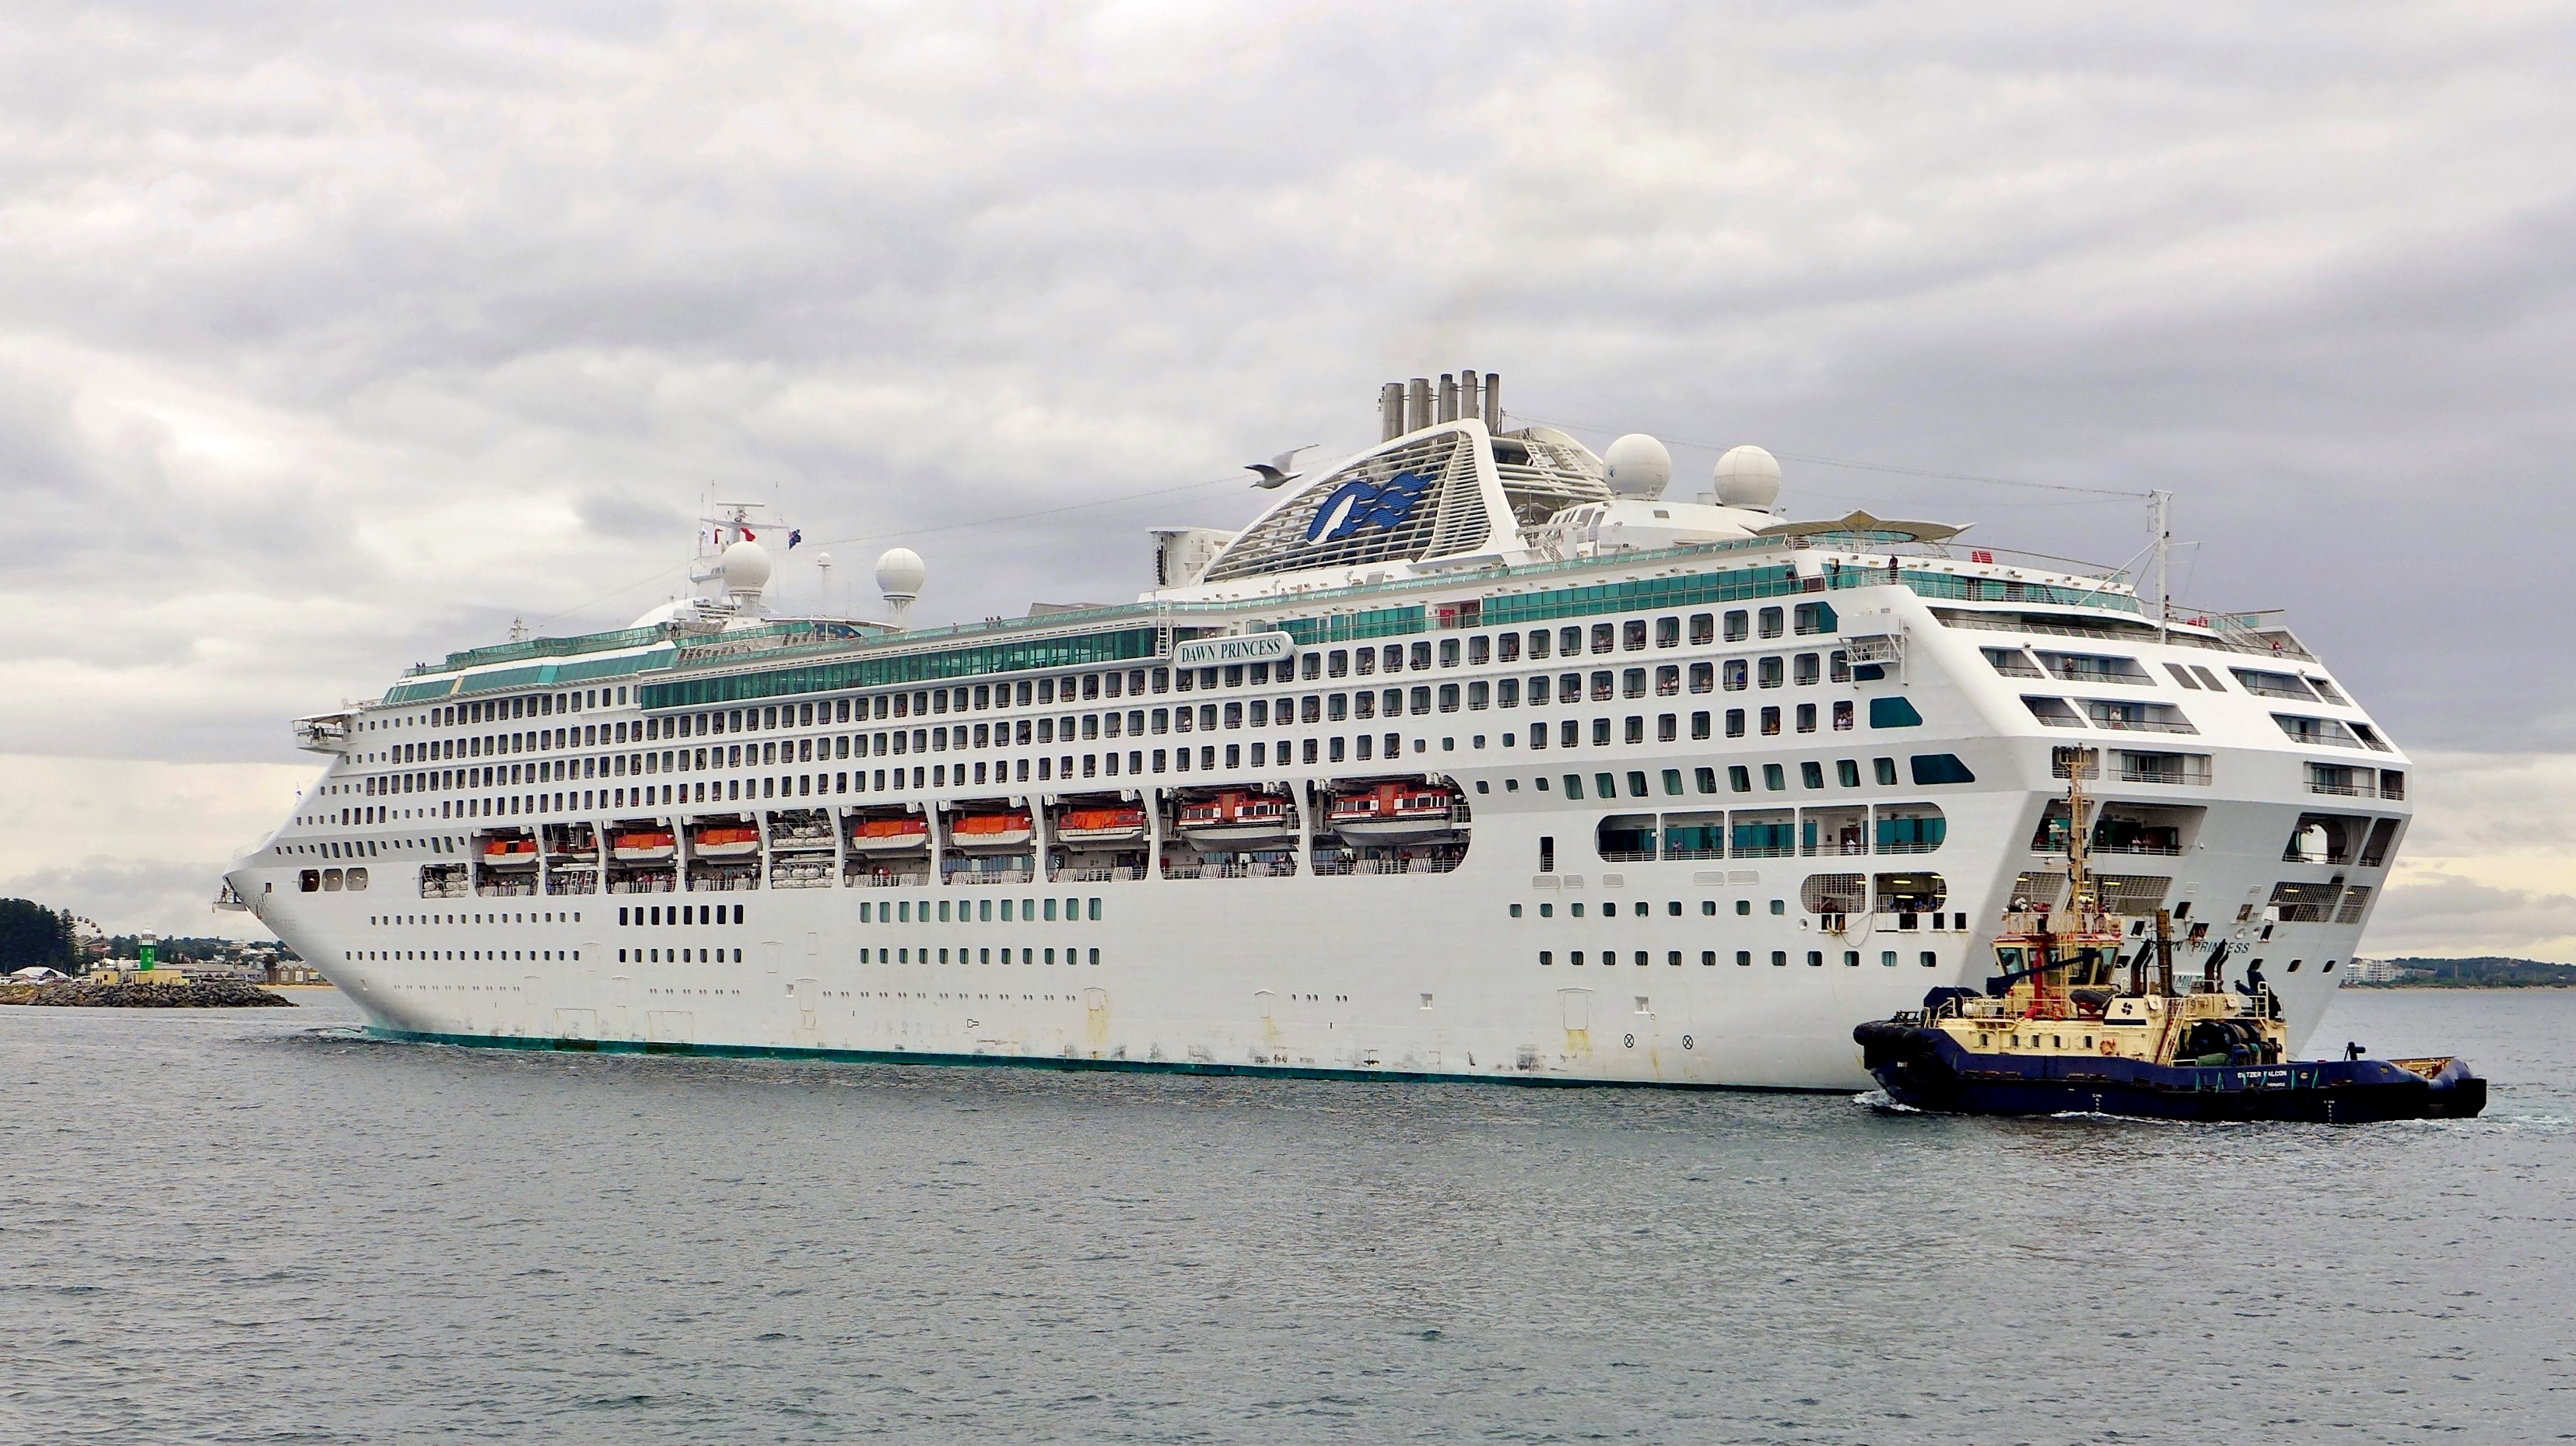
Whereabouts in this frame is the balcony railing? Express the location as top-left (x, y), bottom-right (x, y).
top-left (2087, 716), bottom-right (2199, 735)
top-left (2236, 679), bottom-right (2315, 700)
top-left (1165, 861), bottom-right (1297, 879)
top-left (1053, 866), bottom-right (1144, 882)
top-left (2123, 764), bottom-right (2213, 786)
top-left (846, 871), bottom-right (929, 888)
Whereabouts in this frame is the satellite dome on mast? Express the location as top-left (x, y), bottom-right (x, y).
top-left (720, 539), bottom-right (773, 612)
top-left (875, 547), bottom-right (925, 628)
top-left (1603, 434), bottom-right (1674, 499)
top-left (1712, 445), bottom-right (1782, 511)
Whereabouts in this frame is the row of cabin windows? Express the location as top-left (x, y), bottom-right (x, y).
top-left (1537, 755), bottom-right (1973, 800)
top-left (365, 678), bottom-right (1920, 792)
top-left (837, 947), bottom-right (1099, 965)
top-left (1518, 900), bottom-right (1958, 920)
top-left (381, 701), bottom-right (1940, 822)
top-left (390, 605), bottom-right (1842, 746)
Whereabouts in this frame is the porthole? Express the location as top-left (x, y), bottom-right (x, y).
top-left (1681, 1035), bottom-right (1694, 1050)
top-left (1622, 1033), bottom-right (1635, 1049)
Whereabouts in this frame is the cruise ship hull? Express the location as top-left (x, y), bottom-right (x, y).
top-left (229, 738), bottom-right (2381, 1092)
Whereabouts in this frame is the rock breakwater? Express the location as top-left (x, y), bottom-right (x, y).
top-left (0, 980), bottom-right (296, 1008)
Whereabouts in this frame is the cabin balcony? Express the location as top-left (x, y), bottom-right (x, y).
top-left (845, 867), bottom-right (930, 888)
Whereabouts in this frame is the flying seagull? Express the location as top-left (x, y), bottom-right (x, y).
top-left (1247, 444), bottom-right (1320, 489)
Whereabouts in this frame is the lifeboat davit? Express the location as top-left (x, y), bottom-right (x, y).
top-left (1174, 790), bottom-right (1297, 843)
top-left (482, 837), bottom-right (540, 868)
top-left (612, 828), bottom-right (677, 863)
top-left (1054, 805), bottom-right (1148, 845)
top-left (1327, 782), bottom-right (1460, 842)
top-left (949, 810), bottom-right (1035, 851)
top-left (691, 824), bottom-right (761, 859)
top-left (848, 816), bottom-right (931, 854)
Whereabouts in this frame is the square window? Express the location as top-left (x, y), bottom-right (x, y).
top-left (1727, 765), bottom-right (1751, 793)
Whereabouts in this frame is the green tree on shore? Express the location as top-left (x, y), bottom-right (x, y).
top-left (0, 899), bottom-right (80, 972)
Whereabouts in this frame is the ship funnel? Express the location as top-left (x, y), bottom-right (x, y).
top-left (1380, 371), bottom-right (1499, 436)
top-left (874, 547), bottom-right (926, 628)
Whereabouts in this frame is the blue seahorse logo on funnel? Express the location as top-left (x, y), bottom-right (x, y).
top-left (1305, 469), bottom-right (1433, 544)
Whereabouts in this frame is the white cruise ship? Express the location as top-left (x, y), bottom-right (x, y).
top-left (220, 372), bottom-right (2410, 1089)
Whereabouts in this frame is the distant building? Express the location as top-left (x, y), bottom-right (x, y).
top-left (2342, 958), bottom-right (2427, 986)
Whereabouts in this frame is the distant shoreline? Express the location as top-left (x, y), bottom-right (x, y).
top-left (2346, 981), bottom-right (2574, 990)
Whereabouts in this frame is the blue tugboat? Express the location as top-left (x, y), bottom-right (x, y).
top-left (1855, 754), bottom-right (2486, 1124)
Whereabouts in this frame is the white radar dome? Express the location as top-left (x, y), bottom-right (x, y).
top-left (1712, 445), bottom-right (1782, 510)
top-left (720, 539), bottom-right (773, 593)
top-left (1603, 433), bottom-right (1674, 499)
top-left (874, 547), bottom-right (926, 600)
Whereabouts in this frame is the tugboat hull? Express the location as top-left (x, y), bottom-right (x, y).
top-left (1854, 1022), bottom-right (2487, 1123)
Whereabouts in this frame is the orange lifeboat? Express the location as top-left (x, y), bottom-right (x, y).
top-left (949, 810), bottom-right (1035, 851)
top-left (612, 828), bottom-right (677, 862)
top-left (691, 823), bottom-right (761, 859)
top-left (1054, 805), bottom-right (1147, 844)
top-left (1174, 790), bottom-right (1296, 843)
top-left (481, 836), bottom-right (540, 868)
top-left (1327, 781), bottom-right (1460, 842)
top-left (847, 816), bottom-right (931, 854)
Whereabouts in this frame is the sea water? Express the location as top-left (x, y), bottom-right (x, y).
top-left (3, 989), bottom-right (2569, 1444)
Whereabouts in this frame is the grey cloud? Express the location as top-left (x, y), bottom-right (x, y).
top-left (0, 856), bottom-right (252, 942)
top-left (5, 0), bottom-right (2576, 926)
top-left (2363, 873), bottom-right (2576, 962)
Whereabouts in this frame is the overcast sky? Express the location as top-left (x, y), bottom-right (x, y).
top-left (5, 1), bottom-right (2573, 954)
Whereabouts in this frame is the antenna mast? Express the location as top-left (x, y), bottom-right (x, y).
top-left (2150, 489), bottom-right (2172, 643)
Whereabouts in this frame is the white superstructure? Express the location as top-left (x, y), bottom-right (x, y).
top-left (223, 376), bottom-right (2410, 1089)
